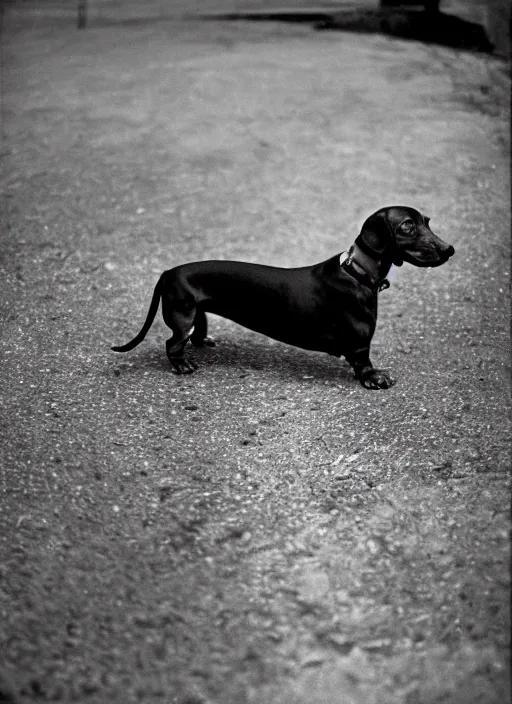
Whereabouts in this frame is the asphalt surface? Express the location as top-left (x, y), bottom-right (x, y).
top-left (0, 6), bottom-right (510, 704)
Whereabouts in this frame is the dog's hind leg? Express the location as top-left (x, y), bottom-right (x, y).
top-left (161, 295), bottom-right (198, 374)
top-left (190, 308), bottom-right (216, 348)
top-left (166, 332), bottom-right (198, 374)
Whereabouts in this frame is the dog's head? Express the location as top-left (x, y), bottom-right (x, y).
top-left (356, 206), bottom-right (455, 267)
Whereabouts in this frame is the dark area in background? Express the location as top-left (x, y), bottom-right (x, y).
top-left (317, 8), bottom-right (496, 53)
top-left (200, 7), bottom-right (497, 53)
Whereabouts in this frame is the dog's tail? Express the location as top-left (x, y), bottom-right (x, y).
top-left (111, 277), bottom-right (162, 353)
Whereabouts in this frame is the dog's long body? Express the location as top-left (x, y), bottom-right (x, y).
top-left (112, 206), bottom-right (454, 389)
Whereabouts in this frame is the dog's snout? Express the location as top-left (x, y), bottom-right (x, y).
top-left (444, 245), bottom-right (455, 259)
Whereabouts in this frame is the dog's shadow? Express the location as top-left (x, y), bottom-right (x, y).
top-left (112, 335), bottom-right (355, 385)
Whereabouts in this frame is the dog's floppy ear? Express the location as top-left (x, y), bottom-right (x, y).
top-left (356, 209), bottom-right (404, 266)
top-left (356, 210), bottom-right (391, 256)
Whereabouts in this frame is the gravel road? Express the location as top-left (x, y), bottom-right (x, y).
top-left (0, 6), bottom-right (510, 704)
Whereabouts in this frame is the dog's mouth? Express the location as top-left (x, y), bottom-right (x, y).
top-left (402, 246), bottom-right (455, 268)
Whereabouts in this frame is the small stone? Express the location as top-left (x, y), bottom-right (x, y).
top-left (335, 473), bottom-right (351, 480)
top-left (362, 638), bottom-right (392, 651)
top-left (326, 633), bottom-right (355, 653)
top-left (301, 650), bottom-right (327, 667)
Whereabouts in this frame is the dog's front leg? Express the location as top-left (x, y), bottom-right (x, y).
top-left (345, 346), bottom-right (394, 390)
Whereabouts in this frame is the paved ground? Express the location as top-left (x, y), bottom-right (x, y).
top-left (0, 5), bottom-right (510, 704)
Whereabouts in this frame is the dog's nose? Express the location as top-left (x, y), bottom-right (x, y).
top-left (445, 245), bottom-right (455, 258)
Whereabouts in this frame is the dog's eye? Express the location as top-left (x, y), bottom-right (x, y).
top-left (399, 219), bottom-right (415, 235)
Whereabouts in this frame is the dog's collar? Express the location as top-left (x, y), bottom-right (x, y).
top-left (339, 249), bottom-right (390, 292)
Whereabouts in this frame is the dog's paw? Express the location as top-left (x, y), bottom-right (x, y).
top-left (190, 335), bottom-right (216, 348)
top-left (361, 369), bottom-right (395, 390)
top-left (169, 356), bottom-right (198, 374)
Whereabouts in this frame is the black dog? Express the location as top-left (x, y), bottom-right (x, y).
top-left (112, 206), bottom-right (454, 389)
